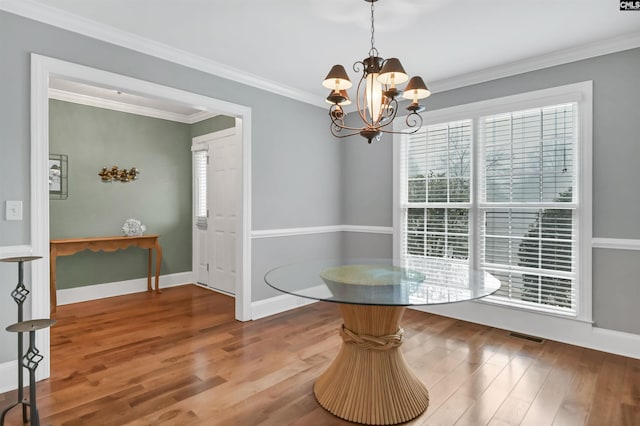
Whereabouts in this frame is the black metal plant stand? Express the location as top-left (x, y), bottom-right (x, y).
top-left (0, 256), bottom-right (53, 426)
top-left (4, 320), bottom-right (55, 426)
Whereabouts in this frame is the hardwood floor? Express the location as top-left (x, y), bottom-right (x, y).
top-left (1, 284), bottom-right (639, 425)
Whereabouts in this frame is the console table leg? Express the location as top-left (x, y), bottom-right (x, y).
top-left (154, 243), bottom-right (162, 293)
top-left (147, 248), bottom-right (152, 292)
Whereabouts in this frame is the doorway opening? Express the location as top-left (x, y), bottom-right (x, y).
top-left (31, 54), bottom-right (253, 381)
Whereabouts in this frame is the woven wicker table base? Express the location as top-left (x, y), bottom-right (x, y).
top-left (314, 305), bottom-right (429, 425)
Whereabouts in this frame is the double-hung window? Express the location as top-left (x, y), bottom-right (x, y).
top-left (395, 82), bottom-right (592, 319)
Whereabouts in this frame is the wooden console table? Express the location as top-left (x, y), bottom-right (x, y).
top-left (50, 235), bottom-right (162, 312)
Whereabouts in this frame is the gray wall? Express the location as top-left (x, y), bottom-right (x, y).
top-left (254, 233), bottom-right (344, 301)
top-left (49, 99), bottom-right (193, 288)
top-left (191, 115), bottom-right (235, 138)
top-left (593, 248), bottom-right (640, 335)
top-left (342, 47), bottom-right (640, 335)
top-left (342, 133), bottom-right (394, 227)
top-left (0, 11), bottom-right (340, 363)
top-left (0, 261), bottom-right (32, 362)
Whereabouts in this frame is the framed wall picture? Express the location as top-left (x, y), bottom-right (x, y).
top-left (49, 153), bottom-right (68, 199)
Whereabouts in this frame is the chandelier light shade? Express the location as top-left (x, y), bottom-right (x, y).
top-left (323, 0), bottom-right (430, 143)
top-left (403, 76), bottom-right (430, 112)
top-left (322, 65), bottom-right (353, 91)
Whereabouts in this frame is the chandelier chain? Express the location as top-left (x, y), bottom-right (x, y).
top-left (369, 1), bottom-right (378, 57)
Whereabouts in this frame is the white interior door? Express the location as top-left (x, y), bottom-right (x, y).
top-left (192, 127), bottom-right (240, 295)
top-left (208, 129), bottom-right (239, 295)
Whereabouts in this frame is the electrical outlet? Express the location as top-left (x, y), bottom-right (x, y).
top-left (6, 200), bottom-right (23, 221)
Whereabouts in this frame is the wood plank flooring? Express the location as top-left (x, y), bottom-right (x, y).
top-left (1, 284), bottom-right (639, 425)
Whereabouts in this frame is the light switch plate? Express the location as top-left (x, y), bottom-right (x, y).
top-left (6, 200), bottom-right (23, 221)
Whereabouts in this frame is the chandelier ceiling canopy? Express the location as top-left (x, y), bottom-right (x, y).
top-left (323, 0), bottom-right (431, 143)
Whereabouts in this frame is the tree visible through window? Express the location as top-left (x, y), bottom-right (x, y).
top-left (403, 121), bottom-right (471, 262)
top-left (518, 188), bottom-right (573, 308)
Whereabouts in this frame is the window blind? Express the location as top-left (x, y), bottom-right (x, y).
top-left (398, 101), bottom-right (580, 316)
top-left (194, 150), bottom-right (208, 228)
top-left (478, 103), bottom-right (577, 314)
top-left (401, 120), bottom-right (472, 263)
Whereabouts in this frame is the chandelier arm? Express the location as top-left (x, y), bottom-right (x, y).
top-left (328, 104), bottom-right (345, 125)
top-left (330, 121), bottom-right (373, 133)
top-left (375, 112), bottom-right (424, 136)
top-left (377, 125), bottom-right (422, 136)
top-left (328, 105), bottom-right (371, 133)
top-left (371, 97), bottom-right (397, 129)
top-left (373, 95), bottom-right (395, 127)
top-left (386, 98), bottom-right (399, 119)
top-left (330, 126), bottom-right (365, 139)
top-left (405, 111), bottom-right (424, 129)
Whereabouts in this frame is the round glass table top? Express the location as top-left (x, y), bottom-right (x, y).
top-left (264, 258), bottom-right (501, 306)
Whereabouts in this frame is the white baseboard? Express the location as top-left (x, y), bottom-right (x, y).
top-left (251, 293), bottom-right (317, 320)
top-left (56, 272), bottom-right (194, 306)
top-left (413, 301), bottom-right (640, 359)
top-left (0, 360), bottom-right (27, 394)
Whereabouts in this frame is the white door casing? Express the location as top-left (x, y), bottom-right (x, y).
top-left (209, 128), bottom-right (240, 295)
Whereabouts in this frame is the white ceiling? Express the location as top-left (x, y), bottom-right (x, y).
top-left (15, 0), bottom-right (640, 105)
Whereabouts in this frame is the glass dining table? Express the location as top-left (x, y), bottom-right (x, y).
top-left (264, 257), bottom-right (501, 425)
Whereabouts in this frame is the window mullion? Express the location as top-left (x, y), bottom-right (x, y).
top-left (510, 115), bottom-right (514, 203)
top-left (470, 118), bottom-right (479, 271)
top-left (447, 124), bottom-right (451, 204)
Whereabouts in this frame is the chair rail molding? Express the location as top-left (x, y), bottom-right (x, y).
top-left (592, 237), bottom-right (640, 251)
top-left (0, 245), bottom-right (32, 258)
top-left (251, 225), bottom-right (393, 239)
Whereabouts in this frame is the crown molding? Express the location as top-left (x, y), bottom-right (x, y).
top-left (429, 31), bottom-right (640, 93)
top-left (188, 110), bottom-right (219, 124)
top-left (3, 1), bottom-right (640, 101)
top-left (0, 0), bottom-right (326, 109)
top-left (48, 88), bottom-right (217, 124)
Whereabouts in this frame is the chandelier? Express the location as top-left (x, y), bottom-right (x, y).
top-left (323, 0), bottom-right (431, 143)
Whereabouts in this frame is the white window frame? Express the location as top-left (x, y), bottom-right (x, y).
top-left (393, 81), bottom-right (593, 323)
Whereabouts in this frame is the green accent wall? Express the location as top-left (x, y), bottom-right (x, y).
top-left (191, 115), bottom-right (235, 138)
top-left (49, 100), bottom-right (194, 289)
